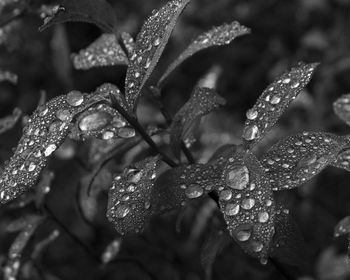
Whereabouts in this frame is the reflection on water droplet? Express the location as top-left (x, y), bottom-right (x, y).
top-left (185, 184), bottom-right (203, 199)
top-left (117, 127), bottom-right (136, 138)
top-left (246, 109), bottom-right (258, 120)
top-left (79, 112), bottom-right (112, 131)
top-left (56, 109), bottom-right (72, 122)
top-left (226, 165), bottom-right (249, 190)
top-left (243, 125), bottom-right (259, 141)
top-left (225, 203), bottom-right (240, 216)
top-left (115, 204), bottom-right (130, 218)
top-left (251, 241), bottom-right (264, 252)
top-left (67, 91), bottom-right (84, 107)
top-left (44, 144), bottom-right (57, 157)
top-left (236, 230), bottom-right (251, 241)
top-left (28, 162), bottom-right (36, 172)
top-left (219, 189), bottom-right (232, 201)
top-left (258, 212), bottom-right (269, 223)
top-left (270, 95), bottom-right (281, 105)
top-left (241, 198), bottom-right (255, 210)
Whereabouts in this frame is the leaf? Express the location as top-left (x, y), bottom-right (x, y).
top-left (101, 238), bottom-right (122, 264)
top-left (0, 69), bottom-right (17, 84)
top-left (107, 157), bottom-right (159, 234)
top-left (0, 90), bottom-right (109, 204)
top-left (31, 230), bottom-right (60, 260)
top-left (0, 107), bottom-right (21, 134)
top-left (121, 32), bottom-right (135, 58)
top-left (170, 87), bottom-right (226, 158)
top-left (332, 145), bottom-right (350, 172)
top-left (242, 63), bottom-right (319, 149)
top-left (71, 34), bottom-right (128, 70)
top-left (69, 83), bottom-right (135, 140)
top-left (261, 132), bottom-right (349, 190)
top-left (38, 0), bottom-right (117, 33)
top-left (157, 21), bottom-right (250, 88)
top-left (334, 216), bottom-right (350, 260)
top-left (334, 94), bottom-right (350, 126)
top-left (270, 207), bottom-right (306, 267)
top-left (124, 0), bottom-right (191, 110)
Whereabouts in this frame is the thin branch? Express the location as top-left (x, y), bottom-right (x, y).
top-left (109, 93), bottom-right (177, 167)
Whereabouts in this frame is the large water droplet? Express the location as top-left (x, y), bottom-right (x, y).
top-left (225, 203), bottom-right (240, 216)
top-left (115, 204), bottom-right (130, 218)
top-left (185, 184), bottom-right (203, 199)
top-left (226, 165), bottom-right (249, 190)
top-left (67, 91), bottom-right (84, 107)
top-left (56, 109), bottom-right (72, 122)
top-left (28, 162), bottom-right (36, 172)
top-left (246, 109), bottom-right (258, 120)
top-left (241, 198), bottom-right (255, 210)
top-left (79, 112), bottom-right (112, 131)
top-left (270, 95), bottom-right (281, 105)
top-left (219, 189), bottom-right (232, 201)
top-left (251, 241), bottom-right (264, 252)
top-left (236, 230), bottom-right (251, 241)
top-left (117, 127), bottom-right (136, 138)
top-left (243, 125), bottom-right (259, 141)
top-left (44, 144), bottom-right (57, 157)
top-left (258, 212), bottom-right (269, 223)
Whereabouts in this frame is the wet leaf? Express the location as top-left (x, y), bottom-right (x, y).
top-left (0, 108), bottom-right (21, 134)
top-left (242, 63), bottom-right (319, 149)
top-left (72, 34), bottom-right (128, 70)
top-left (170, 87), bottom-right (226, 158)
top-left (158, 21), bottom-right (250, 88)
top-left (261, 132), bottom-right (349, 190)
top-left (121, 32), bottom-right (135, 58)
top-left (101, 238), bottom-right (122, 263)
top-left (332, 145), bottom-right (350, 172)
top-left (0, 69), bottom-right (17, 84)
top-left (125, 0), bottom-right (191, 110)
top-left (39, 0), bottom-right (117, 33)
top-left (107, 157), bottom-right (159, 234)
top-left (0, 90), bottom-right (109, 204)
top-left (270, 207), bottom-right (306, 267)
top-left (334, 216), bottom-right (350, 261)
top-left (334, 94), bottom-right (350, 126)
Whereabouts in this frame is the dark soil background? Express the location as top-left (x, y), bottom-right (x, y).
top-left (1, 0), bottom-right (350, 279)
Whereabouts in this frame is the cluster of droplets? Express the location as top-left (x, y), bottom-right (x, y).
top-left (107, 157), bottom-right (158, 234)
top-left (243, 63), bottom-right (318, 146)
top-left (121, 32), bottom-right (135, 58)
top-left (125, 0), bottom-right (190, 109)
top-left (261, 132), bottom-right (347, 190)
top-left (72, 34), bottom-right (128, 70)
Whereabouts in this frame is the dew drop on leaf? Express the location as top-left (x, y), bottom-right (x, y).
top-left (121, 32), bottom-right (135, 58)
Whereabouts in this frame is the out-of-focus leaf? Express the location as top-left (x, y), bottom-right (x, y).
top-left (261, 132), bottom-right (349, 190)
top-left (69, 84), bottom-right (135, 140)
top-left (332, 145), bottom-right (350, 172)
top-left (31, 230), bottom-right (60, 259)
top-left (242, 63), bottom-right (319, 149)
top-left (157, 21), bottom-right (250, 88)
top-left (0, 69), bottom-right (17, 84)
top-left (101, 238), bottom-right (122, 264)
top-left (270, 207), bottom-right (306, 267)
top-left (170, 87), bottom-right (226, 158)
top-left (0, 108), bottom-right (21, 134)
top-left (39, 0), bottom-right (117, 33)
top-left (316, 247), bottom-right (350, 280)
top-left (107, 157), bottom-right (158, 234)
top-left (6, 215), bottom-right (42, 233)
top-left (334, 216), bottom-right (350, 237)
top-left (125, 0), bottom-right (191, 111)
top-left (72, 34), bottom-right (128, 70)
top-left (334, 94), bottom-right (350, 127)
top-left (121, 32), bottom-right (135, 58)
top-left (0, 90), bottom-right (109, 204)
top-left (196, 65), bottom-right (222, 89)
top-left (34, 169), bottom-right (54, 207)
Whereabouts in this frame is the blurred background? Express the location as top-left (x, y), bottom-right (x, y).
top-left (1, 0), bottom-right (350, 279)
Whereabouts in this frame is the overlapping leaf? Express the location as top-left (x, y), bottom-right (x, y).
top-left (107, 157), bottom-right (158, 234)
top-left (334, 216), bottom-right (350, 260)
top-left (157, 21), bottom-right (250, 88)
top-left (0, 108), bottom-right (21, 134)
top-left (261, 132), bottom-right (349, 190)
top-left (125, 0), bottom-right (190, 110)
top-left (71, 34), bottom-right (128, 70)
top-left (39, 0), bottom-right (117, 33)
top-left (170, 87), bottom-right (226, 158)
top-left (0, 90), bottom-right (109, 204)
top-left (242, 63), bottom-right (319, 149)
top-left (121, 32), bottom-right (135, 58)
top-left (334, 94), bottom-right (350, 127)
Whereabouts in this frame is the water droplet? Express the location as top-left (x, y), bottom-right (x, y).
top-left (128, 170), bottom-right (142, 184)
top-left (226, 165), bottom-right (249, 190)
top-left (28, 162), bottom-right (36, 172)
top-left (243, 125), bottom-right (259, 141)
top-left (241, 198), bottom-right (255, 210)
top-left (79, 112), bottom-right (111, 131)
top-left (154, 38), bottom-right (160, 46)
top-left (117, 127), bottom-right (136, 138)
top-left (282, 78), bottom-right (291, 84)
top-left (38, 106), bottom-right (48, 116)
top-left (185, 184), bottom-right (203, 199)
top-left (225, 203), bottom-right (240, 216)
top-left (291, 82), bottom-right (300, 88)
top-left (270, 95), bottom-right (281, 105)
top-left (251, 241), bottom-right (264, 252)
top-left (236, 230), bottom-right (251, 241)
top-left (219, 189), bottom-right (232, 201)
top-left (246, 109), bottom-right (258, 120)
top-left (145, 59), bottom-right (151, 69)
top-left (102, 131), bottom-right (114, 140)
top-left (126, 184), bottom-right (136, 192)
top-left (115, 204), bottom-right (130, 218)
top-left (66, 91), bottom-right (84, 107)
top-left (134, 72), bottom-right (140, 78)
top-left (44, 144), bottom-right (57, 157)
top-left (258, 212), bottom-right (269, 223)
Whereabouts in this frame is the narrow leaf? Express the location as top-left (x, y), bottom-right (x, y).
top-left (121, 32), bottom-right (135, 58)
top-left (125, 0), bottom-right (190, 110)
top-left (72, 34), bottom-right (128, 70)
top-left (170, 87), bottom-right (226, 158)
top-left (31, 230), bottom-right (60, 259)
top-left (261, 132), bottom-right (349, 190)
top-left (107, 157), bottom-right (158, 234)
top-left (158, 21), bottom-right (250, 88)
top-left (242, 63), bottom-right (319, 149)
top-left (0, 90), bottom-right (109, 204)
top-left (333, 94), bottom-right (350, 126)
top-left (101, 238), bottom-right (122, 263)
top-left (0, 107), bottom-right (21, 134)
top-left (39, 0), bottom-right (117, 33)
top-left (334, 216), bottom-right (350, 260)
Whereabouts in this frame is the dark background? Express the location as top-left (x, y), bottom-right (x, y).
top-left (1, 0), bottom-right (350, 279)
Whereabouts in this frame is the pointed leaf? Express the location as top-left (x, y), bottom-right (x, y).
top-left (170, 87), bottom-right (226, 158)
top-left (39, 0), bottom-right (117, 33)
top-left (107, 157), bottom-right (158, 234)
top-left (334, 94), bottom-right (350, 126)
top-left (158, 21), bottom-right (250, 88)
top-left (72, 34), bottom-right (128, 70)
top-left (261, 132), bottom-right (349, 190)
top-left (242, 63), bottom-right (319, 149)
top-left (125, 0), bottom-right (190, 110)
top-left (0, 90), bottom-right (109, 204)
top-left (121, 32), bottom-right (135, 58)
top-left (0, 108), bottom-right (21, 134)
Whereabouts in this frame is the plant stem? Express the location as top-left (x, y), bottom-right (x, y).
top-left (109, 94), bottom-right (177, 167)
top-left (44, 204), bottom-right (100, 263)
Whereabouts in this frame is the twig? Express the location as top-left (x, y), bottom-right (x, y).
top-left (109, 93), bottom-right (177, 167)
